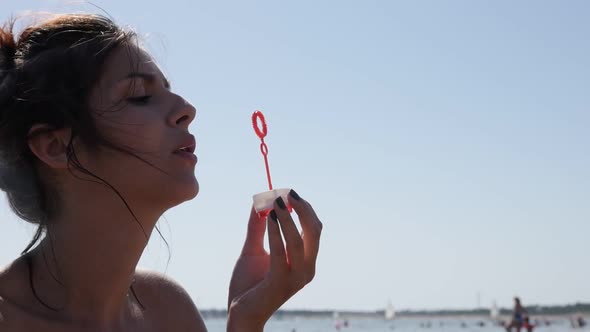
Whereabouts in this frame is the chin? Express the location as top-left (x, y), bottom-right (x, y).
top-left (187, 180), bottom-right (199, 199)
top-left (174, 178), bottom-right (199, 204)
top-left (144, 175), bottom-right (199, 210)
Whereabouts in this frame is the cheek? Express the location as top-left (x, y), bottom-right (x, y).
top-left (80, 148), bottom-right (162, 198)
top-left (97, 113), bottom-right (166, 157)
top-left (70, 132), bottom-right (161, 181)
top-left (81, 108), bottom-right (173, 182)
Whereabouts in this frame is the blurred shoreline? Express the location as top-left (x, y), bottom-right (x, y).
top-left (200, 303), bottom-right (590, 319)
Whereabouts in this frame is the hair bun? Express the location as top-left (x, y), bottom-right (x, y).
top-left (0, 24), bottom-right (17, 111)
top-left (0, 24), bottom-right (17, 70)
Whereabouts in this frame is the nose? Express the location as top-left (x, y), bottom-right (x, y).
top-left (168, 94), bottom-right (196, 129)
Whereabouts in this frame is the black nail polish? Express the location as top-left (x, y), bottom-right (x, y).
top-left (289, 189), bottom-right (301, 201)
top-left (269, 210), bottom-right (278, 222)
top-left (276, 197), bottom-right (287, 210)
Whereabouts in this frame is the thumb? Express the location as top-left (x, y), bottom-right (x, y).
top-left (241, 206), bottom-right (267, 255)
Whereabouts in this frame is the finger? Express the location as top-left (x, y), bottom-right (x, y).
top-left (242, 206), bottom-right (267, 255)
top-left (287, 190), bottom-right (322, 269)
top-left (273, 197), bottom-right (305, 272)
top-left (267, 210), bottom-right (288, 274)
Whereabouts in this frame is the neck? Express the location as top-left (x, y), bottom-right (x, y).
top-left (28, 185), bottom-right (163, 326)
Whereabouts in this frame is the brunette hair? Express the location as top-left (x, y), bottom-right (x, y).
top-left (0, 13), bottom-right (159, 309)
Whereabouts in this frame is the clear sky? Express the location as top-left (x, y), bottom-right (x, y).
top-left (1, 0), bottom-right (588, 312)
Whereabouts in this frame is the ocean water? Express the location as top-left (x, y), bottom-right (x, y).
top-left (204, 316), bottom-right (589, 332)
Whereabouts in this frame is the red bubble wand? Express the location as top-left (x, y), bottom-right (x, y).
top-left (251, 110), bottom-right (291, 217)
top-left (252, 110), bottom-right (273, 191)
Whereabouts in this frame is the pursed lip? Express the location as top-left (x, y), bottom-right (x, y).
top-left (173, 134), bottom-right (196, 154)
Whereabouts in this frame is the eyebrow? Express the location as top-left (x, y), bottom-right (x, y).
top-left (124, 72), bottom-right (171, 89)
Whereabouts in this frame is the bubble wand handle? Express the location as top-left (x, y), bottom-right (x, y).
top-left (252, 110), bottom-right (273, 190)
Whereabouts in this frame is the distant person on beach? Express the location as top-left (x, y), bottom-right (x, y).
top-left (571, 315), bottom-right (587, 328)
top-left (505, 297), bottom-right (530, 332)
top-left (0, 12), bottom-right (323, 331)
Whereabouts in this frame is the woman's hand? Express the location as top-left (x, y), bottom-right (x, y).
top-left (227, 190), bottom-right (322, 332)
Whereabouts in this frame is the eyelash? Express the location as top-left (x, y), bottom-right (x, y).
top-left (127, 95), bottom-right (152, 105)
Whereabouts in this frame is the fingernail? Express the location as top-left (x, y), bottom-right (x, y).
top-left (276, 196), bottom-right (287, 210)
top-left (289, 189), bottom-right (301, 201)
top-left (269, 210), bottom-right (278, 222)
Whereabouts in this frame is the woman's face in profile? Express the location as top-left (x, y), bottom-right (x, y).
top-left (78, 43), bottom-right (199, 211)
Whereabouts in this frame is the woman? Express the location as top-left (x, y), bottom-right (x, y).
top-left (0, 13), bottom-right (322, 331)
top-left (505, 297), bottom-right (529, 332)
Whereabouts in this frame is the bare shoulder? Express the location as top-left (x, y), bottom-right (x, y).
top-left (0, 256), bottom-right (30, 306)
top-left (0, 258), bottom-right (40, 332)
top-left (133, 269), bottom-right (208, 332)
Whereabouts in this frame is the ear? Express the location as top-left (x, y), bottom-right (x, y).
top-left (27, 124), bottom-right (72, 169)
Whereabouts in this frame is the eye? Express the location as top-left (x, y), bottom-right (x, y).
top-left (127, 95), bottom-right (152, 105)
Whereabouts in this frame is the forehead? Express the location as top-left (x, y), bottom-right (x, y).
top-left (99, 44), bottom-right (162, 85)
